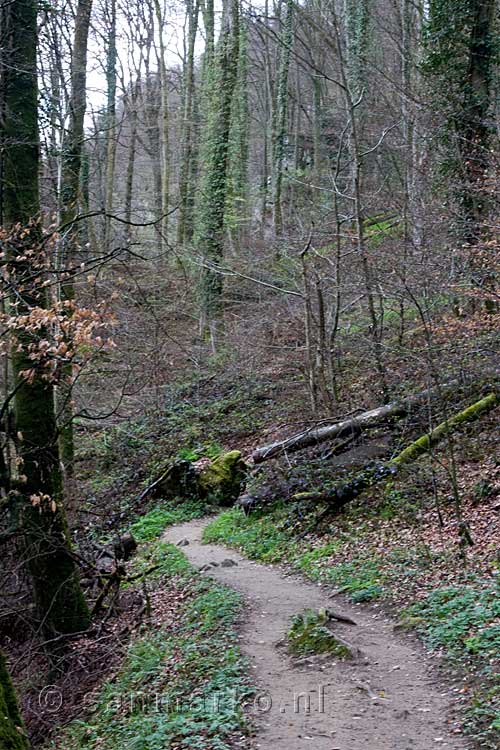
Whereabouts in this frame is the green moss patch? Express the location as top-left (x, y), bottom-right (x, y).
top-left (287, 609), bottom-right (352, 659)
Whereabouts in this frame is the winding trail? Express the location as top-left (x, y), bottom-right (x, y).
top-left (163, 519), bottom-right (469, 750)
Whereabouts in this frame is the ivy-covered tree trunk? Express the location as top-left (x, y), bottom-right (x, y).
top-left (0, 651), bottom-right (29, 750)
top-left (195, 0), bottom-right (240, 348)
top-left (0, 0), bottom-right (90, 637)
top-left (58, 0), bottom-right (93, 478)
top-left (425, 0), bottom-right (496, 244)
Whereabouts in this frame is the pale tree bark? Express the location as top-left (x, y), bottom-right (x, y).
top-left (177, 0), bottom-right (200, 246)
top-left (153, 0), bottom-right (170, 251)
top-left (104, 0), bottom-right (117, 249)
top-left (57, 0), bottom-right (93, 479)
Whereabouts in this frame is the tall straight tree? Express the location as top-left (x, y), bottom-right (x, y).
top-left (104, 0), bottom-right (117, 248)
top-left (0, 0), bottom-right (90, 636)
top-left (177, 0), bottom-right (200, 246)
top-left (153, 0), bottom-right (170, 250)
top-left (195, 0), bottom-right (240, 348)
top-left (272, 0), bottom-right (294, 237)
top-left (58, 0), bottom-right (93, 478)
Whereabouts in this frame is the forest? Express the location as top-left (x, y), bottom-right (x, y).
top-left (0, 0), bottom-right (499, 748)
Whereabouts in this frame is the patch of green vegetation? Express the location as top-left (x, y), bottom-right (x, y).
top-left (129, 540), bottom-right (192, 580)
top-left (176, 443), bottom-right (223, 462)
top-left (464, 678), bottom-right (500, 749)
top-left (203, 507), bottom-right (291, 562)
top-left (204, 509), bottom-right (385, 601)
top-left (293, 542), bottom-right (341, 575)
top-left (405, 585), bottom-right (500, 654)
top-left (130, 501), bottom-right (208, 543)
top-left (287, 609), bottom-right (351, 658)
top-left (323, 559), bottom-right (385, 602)
top-left (405, 584), bottom-right (500, 749)
top-left (363, 214), bottom-right (401, 248)
top-left (52, 543), bottom-right (252, 750)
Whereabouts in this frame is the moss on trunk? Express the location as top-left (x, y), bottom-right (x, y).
top-left (9, 230), bottom-right (91, 636)
top-left (1, 1), bottom-right (90, 638)
top-left (391, 392), bottom-right (498, 467)
top-left (0, 651), bottom-right (29, 750)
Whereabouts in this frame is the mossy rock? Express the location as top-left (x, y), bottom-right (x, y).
top-left (287, 609), bottom-right (353, 659)
top-left (198, 451), bottom-right (247, 506)
top-left (153, 460), bottom-right (201, 501)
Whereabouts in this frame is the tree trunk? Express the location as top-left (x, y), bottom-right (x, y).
top-left (57, 0), bottom-right (93, 479)
top-left (0, 0), bottom-right (90, 637)
top-left (104, 0), bottom-right (117, 249)
top-left (272, 0), bottom-right (293, 237)
top-left (177, 0), bottom-right (200, 246)
top-left (292, 392), bottom-right (499, 513)
top-left (0, 650), bottom-right (29, 750)
top-left (153, 0), bottom-right (170, 251)
top-left (196, 0), bottom-right (240, 347)
top-left (251, 381), bottom-right (475, 463)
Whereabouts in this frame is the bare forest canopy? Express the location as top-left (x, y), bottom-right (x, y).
top-left (0, 0), bottom-right (499, 746)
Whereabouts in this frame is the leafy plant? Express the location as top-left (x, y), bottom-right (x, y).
top-left (405, 585), bottom-right (500, 652)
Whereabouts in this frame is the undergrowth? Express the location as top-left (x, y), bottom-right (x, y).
top-left (405, 584), bottom-right (500, 746)
top-left (51, 517), bottom-right (252, 750)
top-left (130, 501), bottom-right (208, 542)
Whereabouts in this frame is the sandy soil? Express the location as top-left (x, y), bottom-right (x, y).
top-left (163, 518), bottom-right (470, 750)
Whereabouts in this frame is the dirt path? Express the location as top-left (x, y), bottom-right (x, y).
top-left (163, 519), bottom-right (469, 750)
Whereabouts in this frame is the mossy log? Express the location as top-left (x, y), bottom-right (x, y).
top-left (0, 650), bottom-right (29, 750)
top-left (292, 392), bottom-right (499, 513)
top-left (391, 392), bottom-right (498, 467)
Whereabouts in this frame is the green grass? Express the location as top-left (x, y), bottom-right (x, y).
top-left (203, 507), bottom-right (291, 562)
top-left (130, 501), bottom-right (208, 542)
top-left (52, 542), bottom-right (252, 750)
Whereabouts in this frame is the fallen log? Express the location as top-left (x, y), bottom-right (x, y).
top-left (291, 391), bottom-right (499, 514)
top-left (252, 403), bottom-right (405, 463)
top-left (391, 392), bottom-right (498, 467)
top-left (251, 383), bottom-right (467, 463)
